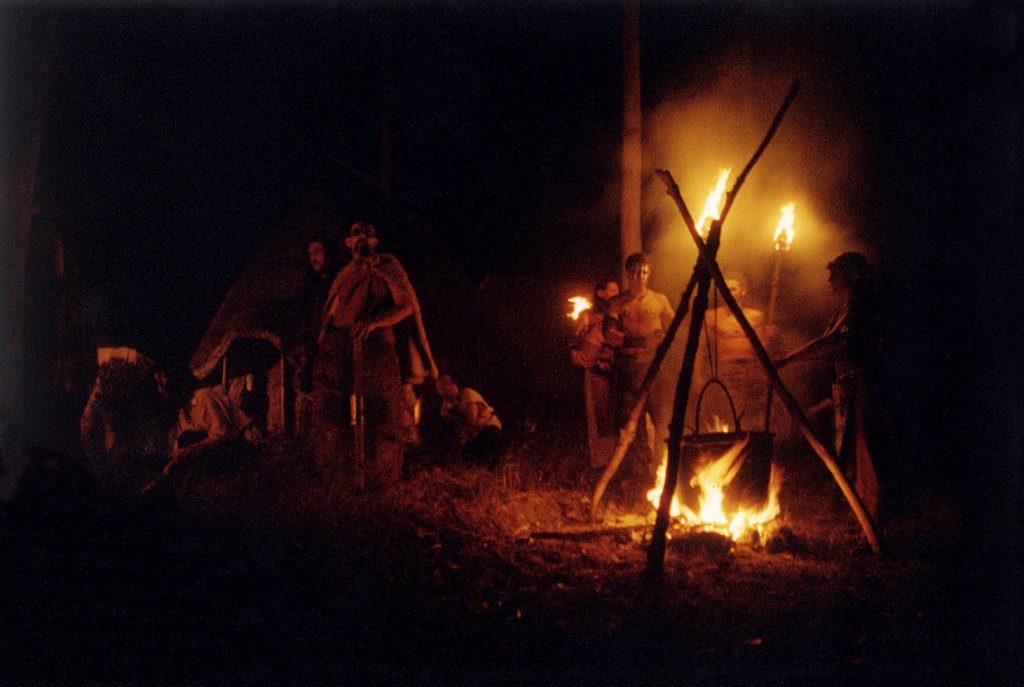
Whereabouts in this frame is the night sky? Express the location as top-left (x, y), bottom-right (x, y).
top-left (2, 3), bottom-right (1021, 505)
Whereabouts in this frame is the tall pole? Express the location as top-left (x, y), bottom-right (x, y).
top-left (620, 0), bottom-right (642, 276)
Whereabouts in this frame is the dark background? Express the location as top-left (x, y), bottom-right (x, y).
top-left (1, 0), bottom-right (1020, 671)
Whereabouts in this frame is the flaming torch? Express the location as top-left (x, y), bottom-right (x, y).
top-left (766, 202), bottom-right (795, 325)
top-left (694, 168), bottom-right (731, 239)
top-left (567, 296), bottom-right (592, 322)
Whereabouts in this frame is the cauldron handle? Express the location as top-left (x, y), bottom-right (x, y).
top-left (693, 378), bottom-right (742, 434)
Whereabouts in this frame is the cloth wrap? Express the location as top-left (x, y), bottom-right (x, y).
top-left (312, 254), bottom-right (437, 490)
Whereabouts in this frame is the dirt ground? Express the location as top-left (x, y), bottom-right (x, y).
top-left (0, 423), bottom-right (1016, 686)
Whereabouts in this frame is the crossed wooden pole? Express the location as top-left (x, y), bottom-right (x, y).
top-left (589, 80), bottom-right (881, 579)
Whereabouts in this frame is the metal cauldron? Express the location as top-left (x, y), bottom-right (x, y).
top-left (677, 379), bottom-right (774, 513)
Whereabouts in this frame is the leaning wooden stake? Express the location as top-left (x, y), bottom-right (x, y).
top-left (645, 225), bottom-right (720, 579)
top-left (590, 268), bottom-right (699, 515)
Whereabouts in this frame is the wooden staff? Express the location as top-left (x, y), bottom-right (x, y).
top-left (351, 336), bottom-right (366, 490)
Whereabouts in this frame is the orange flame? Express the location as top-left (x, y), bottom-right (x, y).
top-left (773, 202), bottom-right (795, 252)
top-left (705, 414), bottom-right (731, 433)
top-left (647, 437), bottom-right (784, 542)
top-left (567, 296), bottom-right (592, 321)
top-left (695, 168), bottom-right (731, 239)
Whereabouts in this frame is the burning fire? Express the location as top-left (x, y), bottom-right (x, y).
top-left (773, 202), bottom-right (795, 251)
top-left (695, 168), bottom-right (731, 238)
top-left (647, 438), bottom-right (783, 541)
top-left (567, 296), bottom-right (592, 321)
top-left (706, 415), bottom-right (731, 433)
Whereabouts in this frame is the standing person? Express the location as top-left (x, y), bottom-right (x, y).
top-left (570, 278), bottom-right (620, 373)
top-left (696, 272), bottom-right (779, 433)
top-left (606, 253), bottom-right (676, 502)
top-left (436, 374), bottom-right (503, 469)
top-left (292, 233), bottom-right (339, 436)
top-left (776, 252), bottom-right (885, 524)
top-left (570, 279), bottom-right (620, 467)
top-left (313, 221), bottom-right (437, 490)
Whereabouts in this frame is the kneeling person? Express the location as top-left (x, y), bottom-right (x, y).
top-left (145, 378), bottom-right (262, 493)
top-left (436, 374), bottom-right (502, 469)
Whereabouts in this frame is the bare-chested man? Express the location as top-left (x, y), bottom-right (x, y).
top-left (696, 272), bottom-right (778, 432)
top-left (605, 252), bottom-right (675, 502)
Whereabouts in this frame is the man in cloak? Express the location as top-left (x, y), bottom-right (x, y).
top-left (312, 221), bottom-right (437, 490)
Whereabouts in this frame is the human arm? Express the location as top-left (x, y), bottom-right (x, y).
top-left (351, 257), bottom-right (417, 341)
top-left (351, 300), bottom-right (414, 341)
top-left (775, 329), bottom-right (840, 368)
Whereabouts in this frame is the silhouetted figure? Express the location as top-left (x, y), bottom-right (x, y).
top-left (79, 345), bottom-right (173, 491)
top-left (777, 252), bottom-right (886, 524)
top-left (570, 278), bottom-right (620, 468)
top-left (696, 272), bottom-right (780, 433)
top-left (293, 234), bottom-right (340, 435)
top-left (436, 374), bottom-right (503, 469)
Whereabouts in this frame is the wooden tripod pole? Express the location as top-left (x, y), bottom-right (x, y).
top-left (590, 269), bottom-right (699, 515)
top-left (645, 226), bottom-right (720, 579)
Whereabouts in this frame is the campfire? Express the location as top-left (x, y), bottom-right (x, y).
top-left (646, 434), bottom-right (784, 543)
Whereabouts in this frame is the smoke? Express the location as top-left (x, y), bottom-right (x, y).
top-left (643, 50), bottom-right (874, 336)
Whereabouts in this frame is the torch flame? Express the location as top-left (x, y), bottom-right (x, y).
top-left (773, 202), bottom-right (795, 251)
top-left (695, 168), bottom-right (731, 239)
top-left (567, 296), bottom-right (592, 321)
top-left (646, 437), bottom-right (784, 542)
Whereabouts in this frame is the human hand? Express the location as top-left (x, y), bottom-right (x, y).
top-left (351, 320), bottom-right (377, 341)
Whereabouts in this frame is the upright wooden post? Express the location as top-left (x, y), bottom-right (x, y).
top-left (620, 0), bottom-right (643, 273)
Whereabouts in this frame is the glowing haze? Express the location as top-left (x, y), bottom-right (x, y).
top-left (643, 54), bottom-right (873, 335)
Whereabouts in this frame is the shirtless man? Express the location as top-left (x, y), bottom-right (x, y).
top-left (697, 272), bottom-right (777, 432)
top-left (606, 252), bottom-right (675, 499)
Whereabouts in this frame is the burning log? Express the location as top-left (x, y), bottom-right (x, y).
top-left (529, 524), bottom-right (651, 541)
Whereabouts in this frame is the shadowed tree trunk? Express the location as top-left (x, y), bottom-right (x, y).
top-left (620, 0), bottom-right (642, 274)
